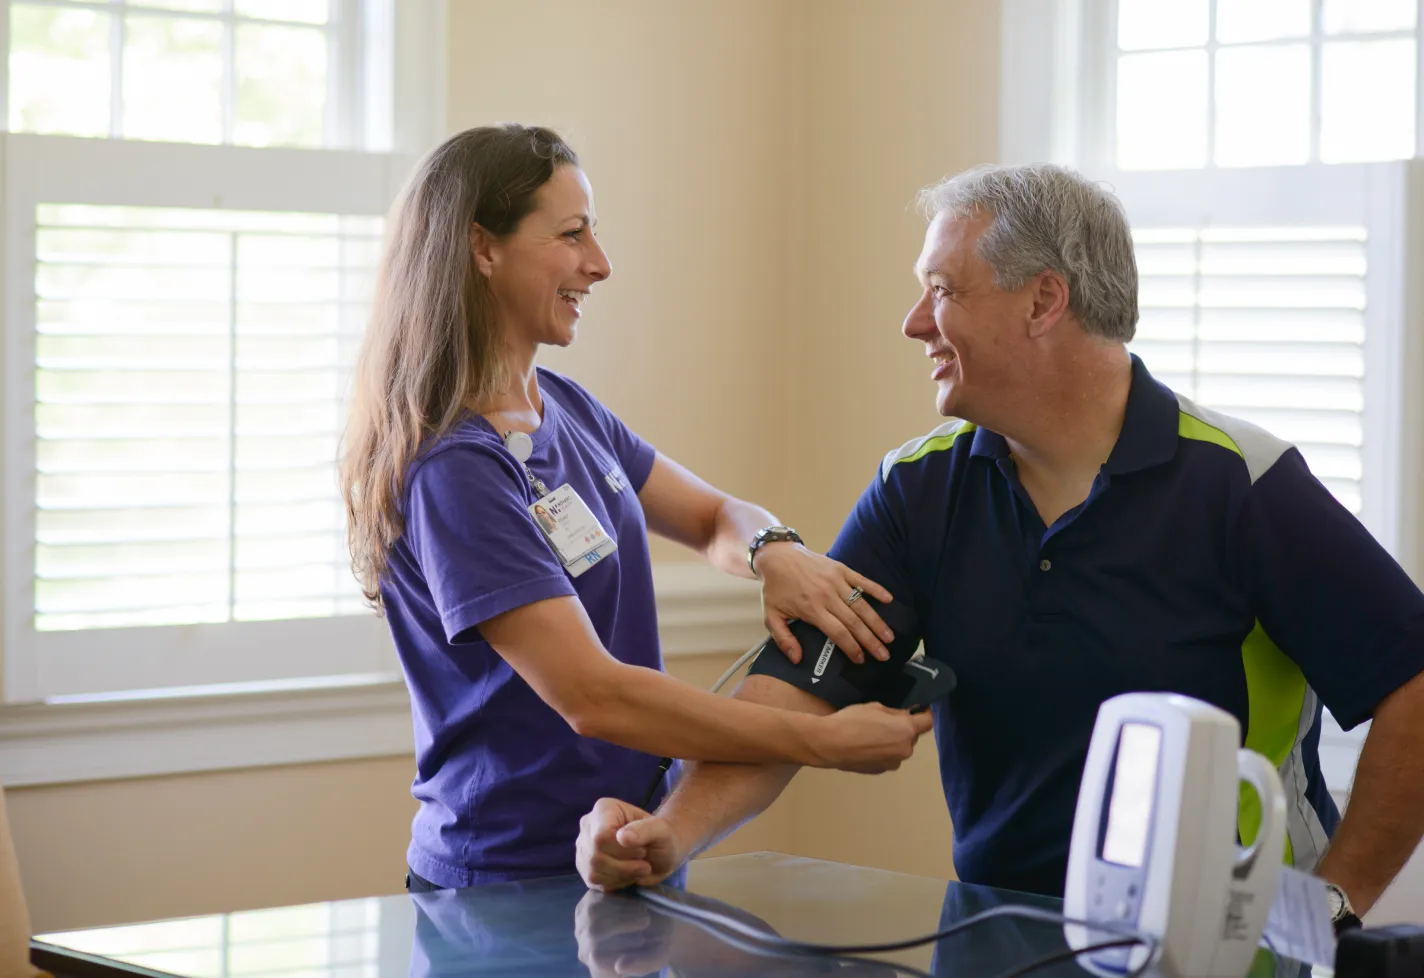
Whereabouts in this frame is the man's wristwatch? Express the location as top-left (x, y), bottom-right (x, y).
top-left (1324, 881), bottom-right (1362, 933)
top-left (748, 525), bottom-right (803, 575)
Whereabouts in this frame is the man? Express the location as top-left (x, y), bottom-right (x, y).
top-left (576, 164), bottom-right (1424, 927)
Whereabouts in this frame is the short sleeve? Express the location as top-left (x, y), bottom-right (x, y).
top-left (405, 446), bottom-right (575, 644)
top-left (826, 465), bottom-right (921, 607)
top-left (596, 405), bottom-right (656, 492)
top-left (546, 372), bottom-right (657, 491)
top-left (1238, 449), bottom-right (1424, 729)
top-left (747, 466), bottom-right (924, 707)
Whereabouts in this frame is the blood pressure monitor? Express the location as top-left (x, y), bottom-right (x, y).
top-left (1065, 693), bottom-right (1287, 978)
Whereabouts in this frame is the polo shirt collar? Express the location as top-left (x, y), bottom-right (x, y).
top-left (966, 354), bottom-right (1179, 475)
top-left (1103, 354), bottom-right (1179, 475)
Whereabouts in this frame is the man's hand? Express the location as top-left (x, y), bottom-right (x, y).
top-left (577, 798), bottom-right (688, 892)
top-left (754, 543), bottom-right (895, 664)
top-left (812, 702), bottom-right (935, 773)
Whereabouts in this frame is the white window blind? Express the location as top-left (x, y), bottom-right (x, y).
top-left (1130, 225), bottom-right (1367, 514)
top-left (33, 203), bottom-right (381, 633)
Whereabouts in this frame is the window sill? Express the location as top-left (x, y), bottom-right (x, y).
top-left (0, 562), bottom-right (765, 787)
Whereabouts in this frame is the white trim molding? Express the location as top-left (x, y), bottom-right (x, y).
top-left (0, 562), bottom-right (766, 787)
top-left (651, 561), bottom-right (766, 656)
top-left (0, 674), bottom-right (413, 788)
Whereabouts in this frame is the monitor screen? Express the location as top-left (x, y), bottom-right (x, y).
top-left (1101, 722), bottom-right (1162, 868)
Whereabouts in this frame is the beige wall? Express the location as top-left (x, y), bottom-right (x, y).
top-left (444, 0), bottom-right (1000, 547)
top-left (9, 0), bottom-right (998, 934)
top-left (446, 0), bottom-right (806, 563)
top-left (790, 0), bottom-right (1001, 546)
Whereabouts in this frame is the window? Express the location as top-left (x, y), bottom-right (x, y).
top-left (8, 0), bottom-right (382, 149)
top-left (0, 0), bottom-right (438, 706)
top-left (1111, 0), bottom-right (1418, 169)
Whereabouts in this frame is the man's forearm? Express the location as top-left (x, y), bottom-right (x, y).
top-left (657, 676), bottom-right (834, 858)
top-left (1318, 670), bottom-right (1424, 915)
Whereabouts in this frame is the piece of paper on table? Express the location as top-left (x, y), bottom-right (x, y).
top-left (1261, 865), bottom-right (1336, 968)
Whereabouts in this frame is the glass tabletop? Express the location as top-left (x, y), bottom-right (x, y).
top-left (33, 851), bottom-right (1298, 977)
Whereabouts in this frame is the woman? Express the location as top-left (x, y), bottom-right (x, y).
top-left (531, 502), bottom-right (558, 537)
top-left (341, 124), bottom-right (928, 891)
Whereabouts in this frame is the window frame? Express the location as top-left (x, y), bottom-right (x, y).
top-left (0, 0), bottom-right (443, 727)
top-left (1, 0), bottom-right (386, 150)
top-left (1072, 0), bottom-right (1424, 173)
top-left (1, 135), bottom-right (405, 703)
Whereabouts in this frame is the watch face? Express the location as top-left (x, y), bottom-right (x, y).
top-left (1327, 886), bottom-right (1345, 919)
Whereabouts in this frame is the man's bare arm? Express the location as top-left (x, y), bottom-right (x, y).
top-left (660, 675), bottom-right (836, 858)
top-left (1317, 669), bottom-right (1424, 915)
top-left (576, 674), bottom-right (837, 891)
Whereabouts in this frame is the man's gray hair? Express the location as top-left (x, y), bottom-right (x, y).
top-left (916, 163), bottom-right (1138, 341)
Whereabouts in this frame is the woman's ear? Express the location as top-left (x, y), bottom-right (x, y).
top-left (471, 223), bottom-right (497, 279)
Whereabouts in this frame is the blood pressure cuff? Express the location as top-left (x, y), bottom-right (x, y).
top-left (746, 597), bottom-right (948, 710)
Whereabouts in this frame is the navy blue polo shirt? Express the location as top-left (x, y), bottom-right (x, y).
top-left (753, 355), bottom-right (1424, 897)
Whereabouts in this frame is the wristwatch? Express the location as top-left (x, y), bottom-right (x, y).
top-left (748, 525), bottom-right (803, 575)
top-left (1324, 881), bottom-right (1362, 933)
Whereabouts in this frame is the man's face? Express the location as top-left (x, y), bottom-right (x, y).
top-left (902, 211), bottom-right (1028, 419)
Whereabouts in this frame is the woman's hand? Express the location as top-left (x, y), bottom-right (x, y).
top-left (754, 543), bottom-right (895, 664)
top-left (812, 702), bottom-right (934, 773)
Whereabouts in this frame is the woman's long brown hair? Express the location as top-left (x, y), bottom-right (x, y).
top-left (340, 124), bottom-right (578, 610)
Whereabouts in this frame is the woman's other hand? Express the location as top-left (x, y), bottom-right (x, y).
top-left (754, 544), bottom-right (894, 664)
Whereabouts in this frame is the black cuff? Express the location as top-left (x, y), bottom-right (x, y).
top-left (747, 597), bottom-right (924, 709)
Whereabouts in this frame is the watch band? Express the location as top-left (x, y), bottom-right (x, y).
top-left (748, 525), bottom-right (803, 574)
top-left (1334, 912), bottom-right (1363, 935)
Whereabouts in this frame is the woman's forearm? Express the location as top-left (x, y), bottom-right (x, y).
top-left (635, 456), bottom-right (775, 577)
top-left (482, 595), bottom-right (923, 773)
top-left (659, 676), bottom-right (834, 858)
top-left (570, 660), bottom-right (828, 765)
top-left (704, 496), bottom-right (777, 579)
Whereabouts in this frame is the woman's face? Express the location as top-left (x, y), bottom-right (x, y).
top-left (476, 165), bottom-right (612, 355)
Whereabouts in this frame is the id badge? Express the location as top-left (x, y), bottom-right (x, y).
top-left (529, 484), bottom-right (617, 578)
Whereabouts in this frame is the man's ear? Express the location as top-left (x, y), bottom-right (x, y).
top-left (471, 223), bottom-right (497, 279)
top-left (1026, 269), bottom-right (1071, 339)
